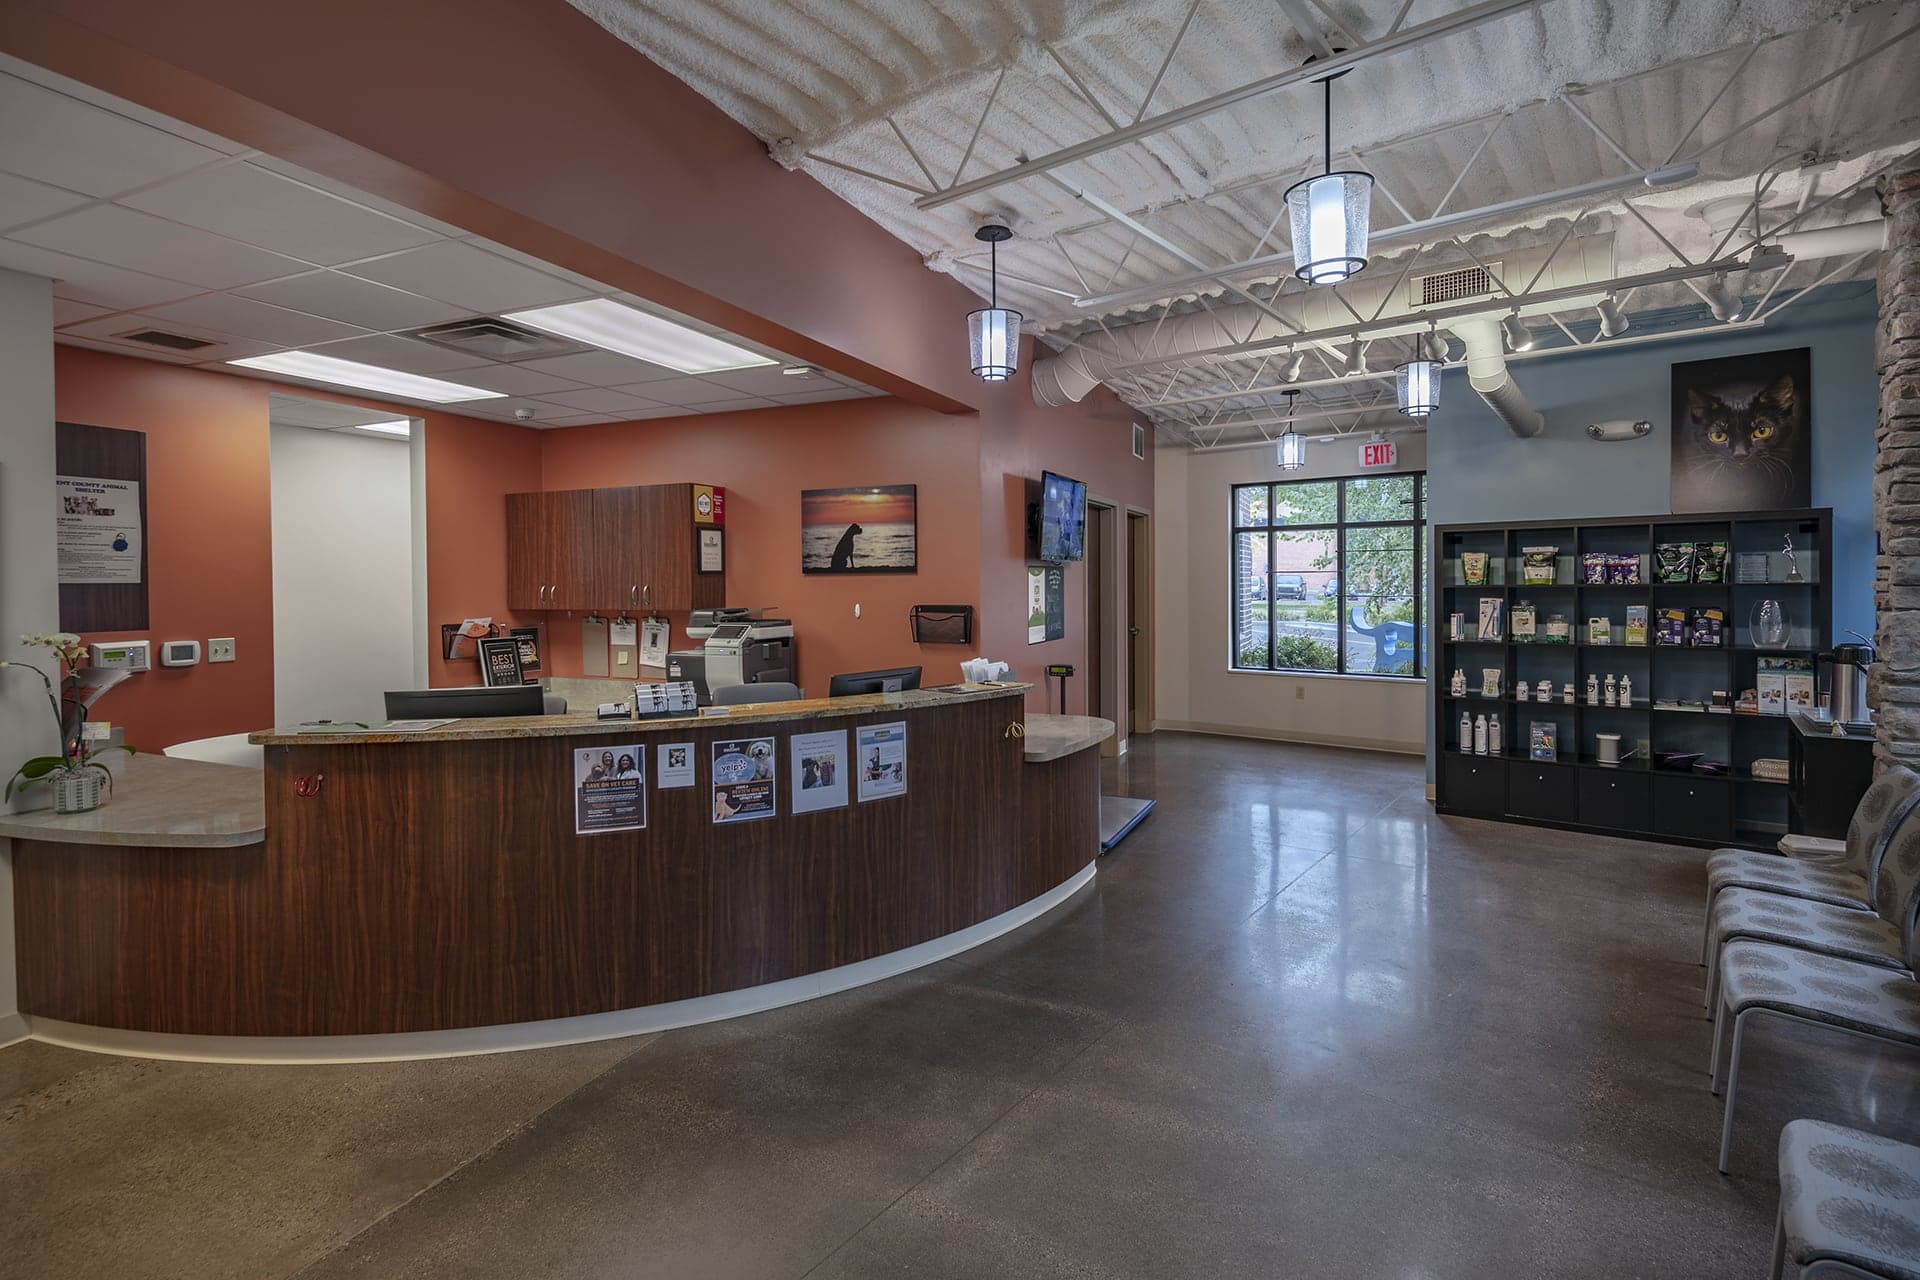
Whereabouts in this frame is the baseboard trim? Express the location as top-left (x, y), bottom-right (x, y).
top-left (21, 863), bottom-right (1098, 1065)
top-left (1152, 719), bottom-right (1423, 756)
top-left (0, 1011), bottom-right (27, 1049)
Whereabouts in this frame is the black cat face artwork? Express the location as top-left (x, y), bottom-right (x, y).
top-left (1670, 349), bottom-right (1811, 513)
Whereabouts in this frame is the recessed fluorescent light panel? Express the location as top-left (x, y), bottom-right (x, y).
top-left (503, 299), bottom-right (777, 374)
top-left (228, 351), bottom-right (506, 403)
top-left (355, 419), bottom-right (413, 436)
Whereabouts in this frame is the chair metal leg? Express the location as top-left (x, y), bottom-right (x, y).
top-left (1709, 997), bottom-right (1728, 1088)
top-left (1769, 1203), bottom-right (1787, 1280)
top-left (1718, 1010), bottom-right (1749, 1174)
top-left (1702, 885), bottom-right (1716, 966)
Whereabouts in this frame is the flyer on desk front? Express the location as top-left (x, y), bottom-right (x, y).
top-left (712, 737), bottom-right (777, 823)
top-left (856, 721), bottom-right (907, 802)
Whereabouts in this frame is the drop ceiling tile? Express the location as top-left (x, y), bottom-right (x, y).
top-left (617, 375), bottom-right (755, 406)
top-left (438, 363), bottom-right (586, 397)
top-left (305, 332), bottom-right (495, 375)
top-left (515, 350), bottom-right (682, 386)
top-left (235, 270), bottom-right (466, 332)
top-left (59, 327), bottom-right (280, 366)
top-left (0, 239), bottom-right (201, 310)
top-left (268, 394), bottom-right (408, 430)
top-left (703, 364), bottom-right (825, 396)
top-left (469, 237), bottom-right (607, 292)
top-left (542, 413), bottom-right (620, 426)
top-left (696, 396), bottom-right (783, 413)
top-left (340, 241), bottom-right (590, 313)
top-left (486, 398), bottom-right (582, 422)
top-left (141, 292), bottom-right (369, 348)
top-left (772, 386), bottom-right (869, 404)
top-left (536, 387), bottom-right (668, 414)
top-left (0, 170), bottom-right (91, 233)
top-left (245, 155), bottom-right (474, 238)
top-left (0, 72), bottom-right (226, 197)
top-left (617, 407), bottom-right (689, 420)
top-left (52, 297), bottom-right (109, 328)
top-left (13, 204), bottom-right (311, 289)
top-left (121, 163), bottom-right (441, 265)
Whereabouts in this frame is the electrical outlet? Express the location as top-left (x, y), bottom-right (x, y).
top-left (208, 637), bottom-right (236, 663)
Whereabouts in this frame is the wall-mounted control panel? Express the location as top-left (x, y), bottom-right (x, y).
top-left (208, 637), bottom-right (236, 663)
top-left (160, 640), bottom-right (201, 667)
top-left (90, 639), bottom-right (150, 672)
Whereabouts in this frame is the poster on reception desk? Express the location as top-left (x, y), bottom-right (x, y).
top-left (574, 744), bottom-right (645, 835)
top-left (56, 475), bottom-right (143, 584)
top-left (857, 722), bottom-right (907, 802)
top-left (790, 729), bottom-right (849, 814)
top-left (712, 737), bottom-right (777, 824)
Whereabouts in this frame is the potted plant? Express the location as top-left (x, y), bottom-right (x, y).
top-left (3, 632), bottom-right (133, 814)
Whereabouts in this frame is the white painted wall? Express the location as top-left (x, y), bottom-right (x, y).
top-left (0, 268), bottom-right (57, 1044)
top-left (269, 424), bottom-right (415, 725)
top-left (1154, 431), bottom-right (1429, 754)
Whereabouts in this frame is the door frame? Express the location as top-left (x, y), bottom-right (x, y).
top-left (1085, 495), bottom-right (1123, 757)
top-left (1126, 507), bottom-right (1153, 737)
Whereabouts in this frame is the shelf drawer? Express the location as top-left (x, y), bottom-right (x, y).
top-left (1578, 768), bottom-right (1650, 831)
top-left (1651, 774), bottom-right (1734, 843)
top-left (1442, 754), bottom-right (1505, 817)
top-left (1508, 762), bottom-right (1577, 823)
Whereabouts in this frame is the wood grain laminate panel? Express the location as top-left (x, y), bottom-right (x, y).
top-left (12, 692), bottom-right (1084, 1037)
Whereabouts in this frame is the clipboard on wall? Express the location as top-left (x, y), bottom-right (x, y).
top-left (609, 615), bottom-right (638, 676)
top-left (582, 614), bottom-right (610, 678)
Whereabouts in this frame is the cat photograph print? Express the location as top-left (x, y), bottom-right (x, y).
top-left (1669, 347), bottom-right (1811, 513)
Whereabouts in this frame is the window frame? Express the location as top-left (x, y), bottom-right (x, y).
top-left (1229, 472), bottom-right (1426, 679)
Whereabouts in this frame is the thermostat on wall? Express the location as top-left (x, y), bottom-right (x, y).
top-left (90, 639), bottom-right (150, 672)
top-left (160, 640), bottom-right (201, 667)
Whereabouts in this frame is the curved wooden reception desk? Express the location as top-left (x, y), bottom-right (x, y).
top-left (4, 686), bottom-right (1113, 1062)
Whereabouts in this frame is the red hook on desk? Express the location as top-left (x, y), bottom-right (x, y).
top-left (293, 773), bottom-right (325, 798)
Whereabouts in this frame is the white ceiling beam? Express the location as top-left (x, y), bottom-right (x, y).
top-left (910, 0), bottom-right (1542, 211)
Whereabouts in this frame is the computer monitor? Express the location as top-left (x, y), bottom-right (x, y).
top-left (827, 666), bottom-right (922, 697)
top-left (383, 684), bottom-right (545, 719)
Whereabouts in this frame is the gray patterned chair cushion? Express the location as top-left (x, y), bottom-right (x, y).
top-left (1709, 888), bottom-right (1908, 971)
top-left (1722, 942), bottom-right (1920, 1044)
top-left (1706, 852), bottom-right (1870, 910)
top-left (1779, 1118), bottom-right (1920, 1280)
top-left (1878, 811), bottom-right (1920, 961)
top-left (1708, 843), bottom-right (1849, 874)
top-left (1855, 764), bottom-right (1920, 867)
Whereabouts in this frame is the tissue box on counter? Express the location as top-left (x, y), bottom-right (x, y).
top-left (960, 658), bottom-right (1012, 684)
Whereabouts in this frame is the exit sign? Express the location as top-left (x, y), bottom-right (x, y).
top-left (1359, 439), bottom-right (1397, 469)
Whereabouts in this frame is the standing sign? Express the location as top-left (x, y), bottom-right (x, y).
top-left (573, 744), bottom-right (646, 834)
top-left (712, 737), bottom-right (777, 823)
top-left (790, 729), bottom-right (849, 813)
top-left (56, 476), bottom-right (143, 584)
top-left (856, 722), bottom-right (907, 802)
top-left (1359, 439), bottom-right (1398, 470)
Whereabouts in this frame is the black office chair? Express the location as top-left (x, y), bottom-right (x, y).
top-left (713, 682), bottom-right (801, 706)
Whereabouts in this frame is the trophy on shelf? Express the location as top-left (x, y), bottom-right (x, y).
top-left (1783, 535), bottom-right (1804, 583)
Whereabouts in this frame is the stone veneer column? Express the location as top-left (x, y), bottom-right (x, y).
top-left (1872, 168), bottom-right (1920, 772)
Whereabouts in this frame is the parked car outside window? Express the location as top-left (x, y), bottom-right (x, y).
top-left (1271, 574), bottom-right (1307, 600)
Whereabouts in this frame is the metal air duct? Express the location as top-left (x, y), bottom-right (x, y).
top-left (1450, 316), bottom-right (1542, 437)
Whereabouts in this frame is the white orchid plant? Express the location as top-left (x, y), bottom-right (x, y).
top-left (3, 632), bottom-right (133, 801)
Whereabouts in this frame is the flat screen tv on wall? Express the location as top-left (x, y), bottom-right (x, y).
top-left (1034, 470), bottom-right (1087, 564)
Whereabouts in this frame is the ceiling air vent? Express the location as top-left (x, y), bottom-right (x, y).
top-left (401, 316), bottom-right (593, 363)
top-left (1409, 262), bottom-right (1502, 308)
top-left (115, 328), bottom-right (217, 352)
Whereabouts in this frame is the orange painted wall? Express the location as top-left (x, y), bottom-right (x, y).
top-left (51, 348), bottom-right (544, 748)
top-left (536, 397), bottom-right (982, 696)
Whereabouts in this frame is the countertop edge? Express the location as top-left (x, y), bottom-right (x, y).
top-left (1021, 714), bottom-right (1117, 763)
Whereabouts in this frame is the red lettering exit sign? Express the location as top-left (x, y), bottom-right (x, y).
top-left (1359, 439), bottom-right (1397, 469)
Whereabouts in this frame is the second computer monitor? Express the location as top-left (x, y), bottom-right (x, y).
top-left (827, 666), bottom-right (922, 697)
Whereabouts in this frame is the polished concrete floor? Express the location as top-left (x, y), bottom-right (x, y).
top-left (7, 732), bottom-right (1919, 1278)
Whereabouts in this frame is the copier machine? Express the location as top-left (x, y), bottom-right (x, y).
top-left (667, 608), bottom-right (797, 703)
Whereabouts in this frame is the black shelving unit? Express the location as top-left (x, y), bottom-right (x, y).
top-left (1433, 508), bottom-right (1831, 848)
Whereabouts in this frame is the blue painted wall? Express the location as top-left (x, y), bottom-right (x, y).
top-left (1423, 281), bottom-right (1878, 772)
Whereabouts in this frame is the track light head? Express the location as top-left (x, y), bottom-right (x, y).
top-left (1595, 295), bottom-right (1628, 338)
top-left (1419, 328), bottom-right (1449, 363)
top-left (1343, 339), bottom-right (1367, 376)
top-left (1705, 274), bottom-right (1744, 323)
top-left (1500, 312), bottom-right (1533, 353)
top-left (1281, 349), bottom-right (1307, 383)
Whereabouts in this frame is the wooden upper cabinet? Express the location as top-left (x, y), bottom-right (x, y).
top-left (506, 484), bottom-right (722, 613)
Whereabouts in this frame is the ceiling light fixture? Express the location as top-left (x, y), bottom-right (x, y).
top-left (1705, 274), bottom-right (1744, 323)
top-left (1395, 358), bottom-right (1441, 419)
top-left (1281, 349), bottom-right (1308, 383)
top-left (504, 298), bottom-right (775, 374)
top-left (1500, 312), bottom-right (1534, 353)
top-left (1276, 390), bottom-right (1306, 471)
top-left (355, 419), bottom-right (412, 436)
top-left (1595, 295), bottom-right (1628, 338)
top-left (228, 351), bottom-right (506, 404)
top-left (1419, 326), bottom-right (1449, 363)
top-left (1343, 338), bottom-right (1368, 376)
top-left (968, 224), bottom-right (1022, 382)
top-left (782, 364), bottom-right (821, 378)
top-left (1284, 65), bottom-right (1372, 286)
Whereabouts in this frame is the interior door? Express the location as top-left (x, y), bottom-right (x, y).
top-left (1128, 511), bottom-right (1152, 736)
top-left (1085, 503), bottom-right (1104, 721)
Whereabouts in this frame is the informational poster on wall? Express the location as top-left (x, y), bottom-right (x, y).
top-left (1026, 564), bottom-right (1064, 644)
top-left (856, 721), bottom-right (907, 802)
top-left (639, 617), bottom-right (670, 668)
top-left (657, 741), bottom-right (696, 788)
top-left (55, 475), bottom-right (143, 584)
top-left (712, 737), bottom-right (777, 823)
top-left (790, 729), bottom-right (849, 813)
top-left (574, 744), bottom-right (646, 835)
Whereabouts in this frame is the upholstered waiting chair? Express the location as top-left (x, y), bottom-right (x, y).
top-left (1701, 766), bottom-right (1920, 963)
top-left (1703, 805), bottom-right (1920, 1014)
top-left (1770, 1120), bottom-right (1920, 1278)
top-left (1712, 945), bottom-right (1920, 1173)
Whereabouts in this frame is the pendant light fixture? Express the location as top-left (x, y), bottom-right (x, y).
top-left (967, 224), bottom-right (1022, 382)
top-left (1276, 390), bottom-right (1307, 471)
top-left (1395, 356), bottom-right (1440, 419)
top-left (1284, 66), bottom-right (1373, 285)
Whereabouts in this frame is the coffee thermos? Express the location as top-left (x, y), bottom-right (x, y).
top-left (1825, 641), bottom-right (1873, 725)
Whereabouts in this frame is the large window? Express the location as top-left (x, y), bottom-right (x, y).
top-left (1231, 473), bottom-right (1425, 677)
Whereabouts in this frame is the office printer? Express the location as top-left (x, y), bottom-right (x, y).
top-left (668, 608), bottom-right (796, 703)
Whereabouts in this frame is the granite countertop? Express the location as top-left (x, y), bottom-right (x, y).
top-left (1022, 713), bottom-right (1116, 763)
top-left (0, 754), bottom-right (265, 848)
top-left (251, 682), bottom-right (1033, 746)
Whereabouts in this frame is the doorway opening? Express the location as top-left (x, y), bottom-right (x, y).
top-left (1127, 509), bottom-right (1152, 737)
top-left (1085, 498), bottom-right (1121, 756)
